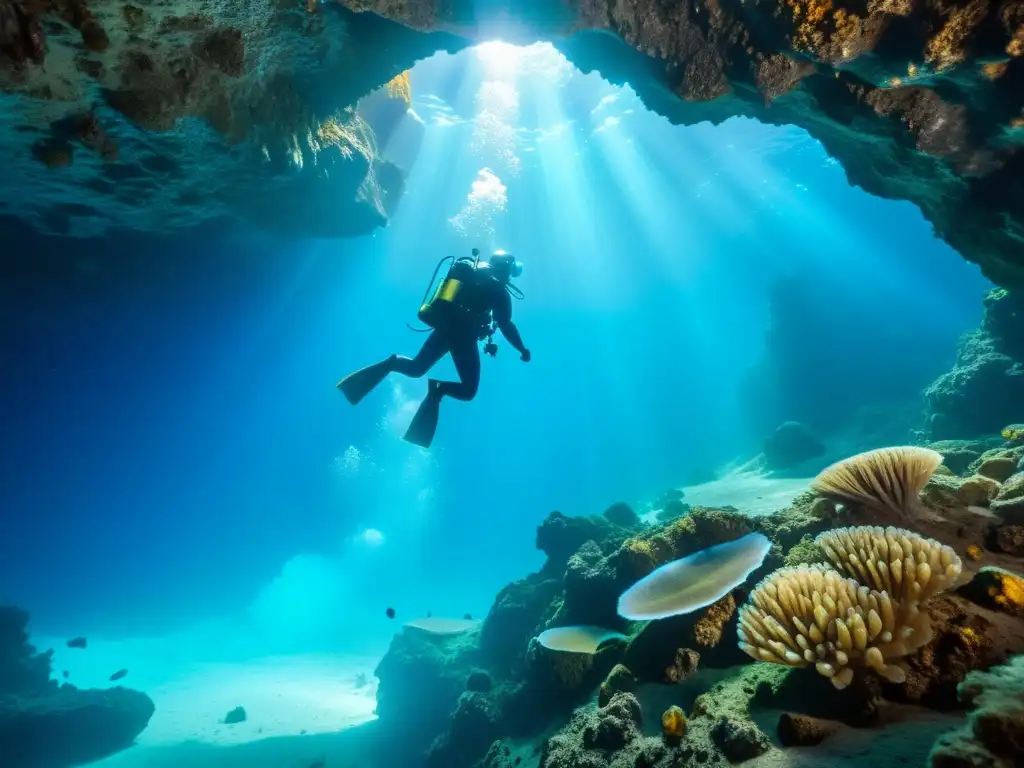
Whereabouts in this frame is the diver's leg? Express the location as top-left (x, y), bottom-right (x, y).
top-left (390, 331), bottom-right (449, 378)
top-left (435, 335), bottom-right (481, 401)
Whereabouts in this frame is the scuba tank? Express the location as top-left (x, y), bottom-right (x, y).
top-left (408, 248), bottom-right (524, 356)
top-left (416, 248), bottom-right (481, 330)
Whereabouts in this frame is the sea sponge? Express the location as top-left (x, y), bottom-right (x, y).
top-left (810, 446), bottom-right (943, 519)
top-left (693, 594), bottom-right (737, 648)
top-left (737, 563), bottom-right (933, 689)
top-left (661, 705), bottom-right (687, 743)
top-left (815, 526), bottom-right (963, 603)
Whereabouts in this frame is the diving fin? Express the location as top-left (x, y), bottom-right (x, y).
top-left (337, 357), bottom-right (394, 405)
top-left (404, 382), bottom-right (442, 448)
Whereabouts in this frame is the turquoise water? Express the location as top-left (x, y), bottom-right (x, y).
top-left (0, 41), bottom-right (1002, 768)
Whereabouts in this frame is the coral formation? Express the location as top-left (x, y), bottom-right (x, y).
top-left (0, 606), bottom-right (155, 768)
top-left (660, 705), bottom-right (686, 744)
top-left (959, 567), bottom-right (1024, 617)
top-left (738, 562), bottom-right (930, 688)
top-left (372, 454), bottom-right (1024, 768)
top-left (739, 526), bottom-right (963, 689)
top-left (810, 446), bottom-right (944, 519)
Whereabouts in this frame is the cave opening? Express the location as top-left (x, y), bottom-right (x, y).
top-left (350, 36), bottom-right (993, 459)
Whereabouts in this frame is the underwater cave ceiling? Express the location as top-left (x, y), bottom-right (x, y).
top-left (1, 0), bottom-right (1022, 286)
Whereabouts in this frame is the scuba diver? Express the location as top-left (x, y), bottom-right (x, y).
top-left (336, 249), bottom-right (531, 448)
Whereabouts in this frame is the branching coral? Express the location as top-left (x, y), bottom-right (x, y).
top-left (810, 446), bottom-right (944, 519)
top-left (738, 563), bottom-right (926, 688)
top-left (815, 526), bottom-right (962, 603)
top-left (738, 525), bottom-right (963, 690)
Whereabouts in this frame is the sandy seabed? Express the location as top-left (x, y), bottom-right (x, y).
top-left (37, 633), bottom-right (383, 768)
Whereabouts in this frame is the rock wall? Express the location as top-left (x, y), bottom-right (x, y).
top-left (924, 289), bottom-right (1024, 439)
top-left (1, 2), bottom-right (453, 238)
top-left (2, 0), bottom-right (1023, 286)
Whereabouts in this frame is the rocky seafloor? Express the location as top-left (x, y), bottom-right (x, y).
top-left (2, 0), bottom-right (1023, 288)
top-left (372, 433), bottom-right (1024, 768)
top-left (0, 606), bottom-right (155, 768)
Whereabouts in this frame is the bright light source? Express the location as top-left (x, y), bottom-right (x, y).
top-left (475, 41), bottom-right (523, 74)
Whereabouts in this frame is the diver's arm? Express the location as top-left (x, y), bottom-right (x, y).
top-left (498, 320), bottom-right (528, 356)
top-left (494, 292), bottom-right (530, 359)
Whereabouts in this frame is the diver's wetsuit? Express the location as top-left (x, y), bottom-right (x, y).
top-left (388, 264), bottom-right (525, 401)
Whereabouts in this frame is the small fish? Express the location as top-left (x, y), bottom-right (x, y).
top-left (463, 613), bottom-right (473, 620)
top-left (62, 670), bottom-right (69, 679)
top-left (354, 672), bottom-right (367, 689)
top-left (385, 607), bottom-right (395, 619)
top-left (109, 669), bottom-right (128, 682)
top-left (67, 637), bottom-right (87, 649)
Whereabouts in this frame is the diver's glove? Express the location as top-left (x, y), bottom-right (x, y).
top-left (520, 349), bottom-right (532, 363)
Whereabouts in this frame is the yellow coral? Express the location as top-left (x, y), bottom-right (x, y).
top-left (987, 569), bottom-right (1024, 614)
top-left (907, 62), bottom-right (919, 76)
top-left (386, 71), bottom-right (412, 106)
top-left (966, 544), bottom-right (983, 561)
top-left (888, 77), bottom-right (902, 87)
top-left (739, 526), bottom-right (963, 690)
top-left (1012, 117), bottom-right (1024, 129)
top-left (662, 705), bottom-right (687, 742)
top-left (1002, 427), bottom-right (1024, 442)
top-left (1008, 30), bottom-right (1023, 57)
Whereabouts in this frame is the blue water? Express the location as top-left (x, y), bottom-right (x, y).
top-left (0, 40), bottom-right (990, 709)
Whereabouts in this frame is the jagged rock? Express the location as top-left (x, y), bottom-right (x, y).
top-left (480, 740), bottom-right (518, 768)
top-left (763, 421), bottom-right (826, 471)
top-left (425, 691), bottom-right (501, 768)
top-left (479, 573), bottom-right (562, 671)
top-left (535, 512), bottom-right (610, 571)
top-left (539, 692), bottom-right (644, 767)
top-left (929, 656), bottom-right (1024, 768)
top-left (0, 606), bottom-right (155, 768)
top-left (2, 0), bottom-right (1024, 287)
top-left (710, 715), bottom-right (771, 763)
top-left (925, 291), bottom-right (1024, 438)
top-left (1, 6), bottom-right (451, 238)
top-left (373, 623), bottom-right (480, 762)
top-left (776, 713), bottom-right (840, 747)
